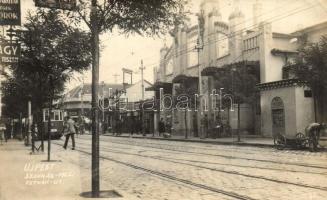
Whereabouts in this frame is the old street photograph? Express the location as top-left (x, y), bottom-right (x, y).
top-left (1, 0), bottom-right (327, 199)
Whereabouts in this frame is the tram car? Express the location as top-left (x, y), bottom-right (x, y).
top-left (36, 109), bottom-right (65, 140)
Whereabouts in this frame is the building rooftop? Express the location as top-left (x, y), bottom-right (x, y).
top-left (291, 21), bottom-right (327, 35)
top-left (65, 83), bottom-right (124, 99)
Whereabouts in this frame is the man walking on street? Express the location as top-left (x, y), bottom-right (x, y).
top-left (63, 116), bottom-right (76, 150)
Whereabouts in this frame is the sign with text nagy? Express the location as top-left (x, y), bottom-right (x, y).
top-left (0, 41), bottom-right (20, 64)
top-left (0, 0), bottom-right (21, 25)
top-left (35, 0), bottom-right (76, 10)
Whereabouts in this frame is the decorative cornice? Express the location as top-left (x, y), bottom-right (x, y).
top-left (257, 79), bottom-right (306, 91)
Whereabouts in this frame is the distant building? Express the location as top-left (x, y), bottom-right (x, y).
top-left (62, 83), bottom-right (124, 130)
top-left (62, 80), bottom-right (155, 133)
top-left (153, 0), bottom-right (259, 137)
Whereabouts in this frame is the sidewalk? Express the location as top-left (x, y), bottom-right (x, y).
top-left (0, 140), bottom-right (137, 200)
top-left (103, 133), bottom-right (275, 147)
top-left (103, 133), bottom-right (327, 149)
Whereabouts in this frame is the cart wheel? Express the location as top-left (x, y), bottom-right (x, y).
top-left (295, 132), bottom-right (307, 149)
top-left (274, 134), bottom-right (285, 150)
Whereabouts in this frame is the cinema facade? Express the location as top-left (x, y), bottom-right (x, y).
top-left (152, 0), bottom-right (327, 138)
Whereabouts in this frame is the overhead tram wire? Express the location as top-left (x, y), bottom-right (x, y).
top-left (154, 0), bottom-right (306, 59)
top-left (109, 0), bottom-right (300, 68)
top-left (172, 2), bottom-right (319, 58)
top-left (138, 3), bottom-right (319, 71)
top-left (144, 39), bottom-right (262, 70)
top-left (113, 1), bottom-right (317, 71)
top-left (183, 0), bottom-right (303, 46)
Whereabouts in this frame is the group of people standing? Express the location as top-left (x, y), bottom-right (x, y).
top-left (113, 116), bottom-right (143, 136)
top-left (158, 114), bottom-right (229, 139)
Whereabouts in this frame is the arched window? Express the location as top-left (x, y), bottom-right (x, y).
top-left (271, 97), bottom-right (285, 135)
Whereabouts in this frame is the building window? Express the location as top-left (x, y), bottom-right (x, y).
top-left (216, 34), bottom-right (229, 57)
top-left (304, 90), bottom-right (312, 98)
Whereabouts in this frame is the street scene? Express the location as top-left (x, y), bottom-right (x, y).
top-left (2, 135), bottom-right (327, 200)
top-left (1, 0), bottom-right (327, 199)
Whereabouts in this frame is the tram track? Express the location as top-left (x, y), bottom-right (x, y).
top-left (78, 137), bottom-right (327, 170)
top-left (98, 142), bottom-right (327, 176)
top-left (52, 142), bottom-right (258, 200)
top-left (104, 135), bottom-right (327, 157)
top-left (54, 140), bottom-right (327, 192)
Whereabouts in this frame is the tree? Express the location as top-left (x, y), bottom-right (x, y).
top-left (70, 0), bottom-right (188, 196)
top-left (294, 35), bottom-right (327, 122)
top-left (2, 9), bottom-right (92, 125)
top-left (213, 63), bottom-right (259, 142)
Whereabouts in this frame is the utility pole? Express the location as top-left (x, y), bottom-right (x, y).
top-left (195, 37), bottom-right (203, 138)
top-left (27, 97), bottom-right (32, 146)
top-left (47, 75), bottom-right (54, 162)
top-left (113, 74), bottom-right (120, 83)
top-left (0, 68), bottom-right (2, 121)
top-left (196, 10), bottom-right (205, 139)
top-left (139, 60), bottom-right (145, 100)
top-left (80, 76), bottom-right (84, 134)
top-left (101, 81), bottom-right (105, 135)
top-left (90, 0), bottom-right (100, 196)
top-left (139, 60), bottom-right (145, 135)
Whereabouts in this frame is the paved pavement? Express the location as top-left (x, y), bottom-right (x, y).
top-left (103, 133), bottom-right (278, 147)
top-left (2, 135), bottom-right (327, 200)
top-left (61, 135), bottom-right (327, 200)
top-left (0, 139), bottom-right (138, 200)
top-left (103, 133), bottom-right (327, 148)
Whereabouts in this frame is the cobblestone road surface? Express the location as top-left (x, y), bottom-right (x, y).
top-left (53, 135), bottom-right (327, 200)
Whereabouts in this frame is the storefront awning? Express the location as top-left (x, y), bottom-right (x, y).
top-left (145, 81), bottom-right (172, 91)
top-left (172, 74), bottom-right (198, 84)
top-left (201, 66), bottom-right (227, 76)
top-left (202, 61), bottom-right (260, 77)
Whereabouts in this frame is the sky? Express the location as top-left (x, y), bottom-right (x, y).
top-left (17, 0), bottom-right (327, 91)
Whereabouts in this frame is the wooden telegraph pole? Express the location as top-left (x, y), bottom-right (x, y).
top-left (34, 0), bottom-right (100, 196)
top-left (90, 0), bottom-right (100, 196)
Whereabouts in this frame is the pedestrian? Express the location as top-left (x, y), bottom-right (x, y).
top-left (115, 117), bottom-right (122, 136)
top-left (158, 118), bottom-right (165, 137)
top-left (305, 122), bottom-right (326, 152)
top-left (200, 114), bottom-right (209, 139)
top-left (130, 116), bottom-right (136, 136)
top-left (63, 116), bottom-right (76, 150)
top-left (214, 116), bottom-right (222, 138)
top-left (74, 119), bottom-right (80, 137)
top-left (193, 114), bottom-right (198, 137)
top-left (0, 119), bottom-right (6, 144)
